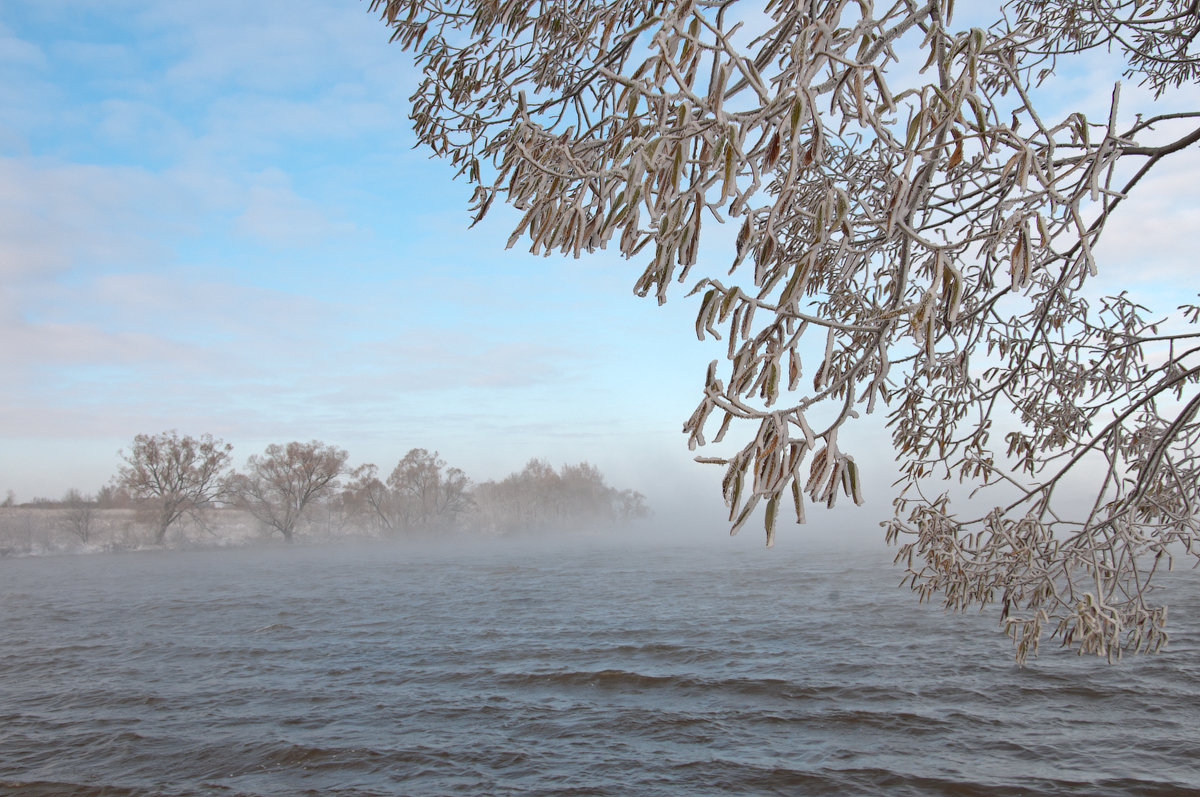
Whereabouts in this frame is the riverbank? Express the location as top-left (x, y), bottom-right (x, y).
top-left (0, 506), bottom-right (648, 557)
top-left (0, 506), bottom-right (345, 557)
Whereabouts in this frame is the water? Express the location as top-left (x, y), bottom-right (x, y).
top-left (2, 537), bottom-right (1198, 796)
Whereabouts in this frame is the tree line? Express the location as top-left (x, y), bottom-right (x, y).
top-left (2, 431), bottom-right (648, 548)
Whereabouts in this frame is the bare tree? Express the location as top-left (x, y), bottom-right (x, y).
top-left (116, 431), bottom-right (233, 544)
top-left (372, 0), bottom-right (1200, 660)
top-left (60, 488), bottom-right (96, 545)
top-left (97, 484), bottom-right (133, 510)
top-left (471, 458), bottom-right (649, 534)
top-left (341, 464), bottom-right (398, 535)
top-left (386, 449), bottom-right (473, 533)
top-left (342, 452), bottom-right (474, 535)
top-left (229, 441), bottom-right (349, 543)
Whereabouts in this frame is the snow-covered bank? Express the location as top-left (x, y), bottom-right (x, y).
top-left (0, 507), bottom-right (310, 557)
top-left (0, 506), bottom-right (649, 558)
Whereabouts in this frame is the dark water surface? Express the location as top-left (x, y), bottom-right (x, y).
top-left (2, 538), bottom-right (1198, 796)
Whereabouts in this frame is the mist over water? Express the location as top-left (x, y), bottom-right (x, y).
top-left (2, 535), bottom-right (1198, 796)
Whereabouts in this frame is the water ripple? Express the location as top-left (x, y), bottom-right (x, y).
top-left (1, 541), bottom-right (1197, 795)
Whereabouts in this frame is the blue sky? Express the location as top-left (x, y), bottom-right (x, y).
top-left (1, 2), bottom-right (1196, 542)
top-left (0, 0), bottom-right (744, 531)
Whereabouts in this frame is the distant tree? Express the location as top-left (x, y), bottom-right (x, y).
top-left (341, 464), bottom-right (397, 535)
top-left (341, 451), bottom-right (474, 535)
top-left (96, 484), bottom-right (134, 510)
top-left (60, 488), bottom-right (96, 544)
top-left (387, 449), bottom-right (473, 533)
top-left (229, 441), bottom-right (349, 543)
top-left (616, 488), bottom-right (650, 524)
top-left (472, 459), bottom-right (553, 532)
top-left (372, 0), bottom-right (1200, 660)
top-left (116, 431), bottom-right (233, 544)
top-left (1, 490), bottom-right (14, 508)
top-left (471, 458), bottom-right (649, 534)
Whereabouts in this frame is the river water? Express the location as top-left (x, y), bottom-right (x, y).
top-left (2, 537), bottom-right (1198, 796)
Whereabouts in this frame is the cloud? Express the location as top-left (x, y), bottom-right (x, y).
top-left (0, 22), bottom-right (46, 69)
top-left (202, 86), bottom-right (406, 149)
top-left (93, 98), bottom-right (192, 155)
top-left (1084, 109), bottom-right (1200, 307)
top-left (355, 335), bottom-right (579, 391)
top-left (163, 12), bottom-right (334, 91)
top-left (1, 255), bottom-right (587, 440)
top-left (141, 0), bottom-right (409, 94)
top-left (0, 157), bottom-right (186, 280)
top-left (0, 0), bottom-right (708, 502)
top-left (48, 39), bottom-right (138, 76)
top-left (235, 169), bottom-right (357, 246)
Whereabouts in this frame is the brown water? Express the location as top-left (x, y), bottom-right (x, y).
top-left (2, 538), bottom-right (1198, 795)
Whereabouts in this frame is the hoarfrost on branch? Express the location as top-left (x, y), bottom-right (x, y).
top-left (371, 0), bottom-right (1200, 662)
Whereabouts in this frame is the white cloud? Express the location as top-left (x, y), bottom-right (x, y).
top-left (235, 169), bottom-right (357, 246)
top-left (202, 87), bottom-right (405, 148)
top-left (0, 157), bottom-right (185, 279)
top-left (94, 98), bottom-right (192, 154)
top-left (140, 0), bottom-right (408, 94)
top-left (352, 335), bottom-right (579, 392)
top-left (48, 40), bottom-right (137, 75)
top-left (0, 22), bottom-right (46, 68)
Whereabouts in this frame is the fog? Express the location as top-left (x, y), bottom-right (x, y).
top-left (0, 498), bottom-right (890, 564)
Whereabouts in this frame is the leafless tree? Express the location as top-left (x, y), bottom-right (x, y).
top-left (372, 0), bottom-right (1200, 660)
top-left (60, 488), bottom-right (96, 544)
top-left (341, 464), bottom-right (398, 535)
top-left (471, 458), bottom-right (649, 533)
top-left (229, 441), bottom-right (349, 543)
top-left (386, 448), bottom-right (473, 533)
top-left (116, 431), bottom-right (233, 544)
top-left (97, 484), bottom-right (134, 510)
top-left (340, 452), bottom-right (471, 535)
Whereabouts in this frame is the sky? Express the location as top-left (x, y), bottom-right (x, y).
top-left (1, 2), bottom-right (1197, 543)
top-left (0, 0), bottom-right (742, 535)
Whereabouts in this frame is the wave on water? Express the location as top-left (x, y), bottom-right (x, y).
top-left (2, 541), bottom-right (1199, 796)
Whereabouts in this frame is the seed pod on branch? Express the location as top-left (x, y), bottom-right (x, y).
top-left (372, 0), bottom-right (1200, 662)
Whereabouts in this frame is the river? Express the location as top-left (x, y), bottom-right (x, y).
top-left (2, 536), bottom-right (1198, 795)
